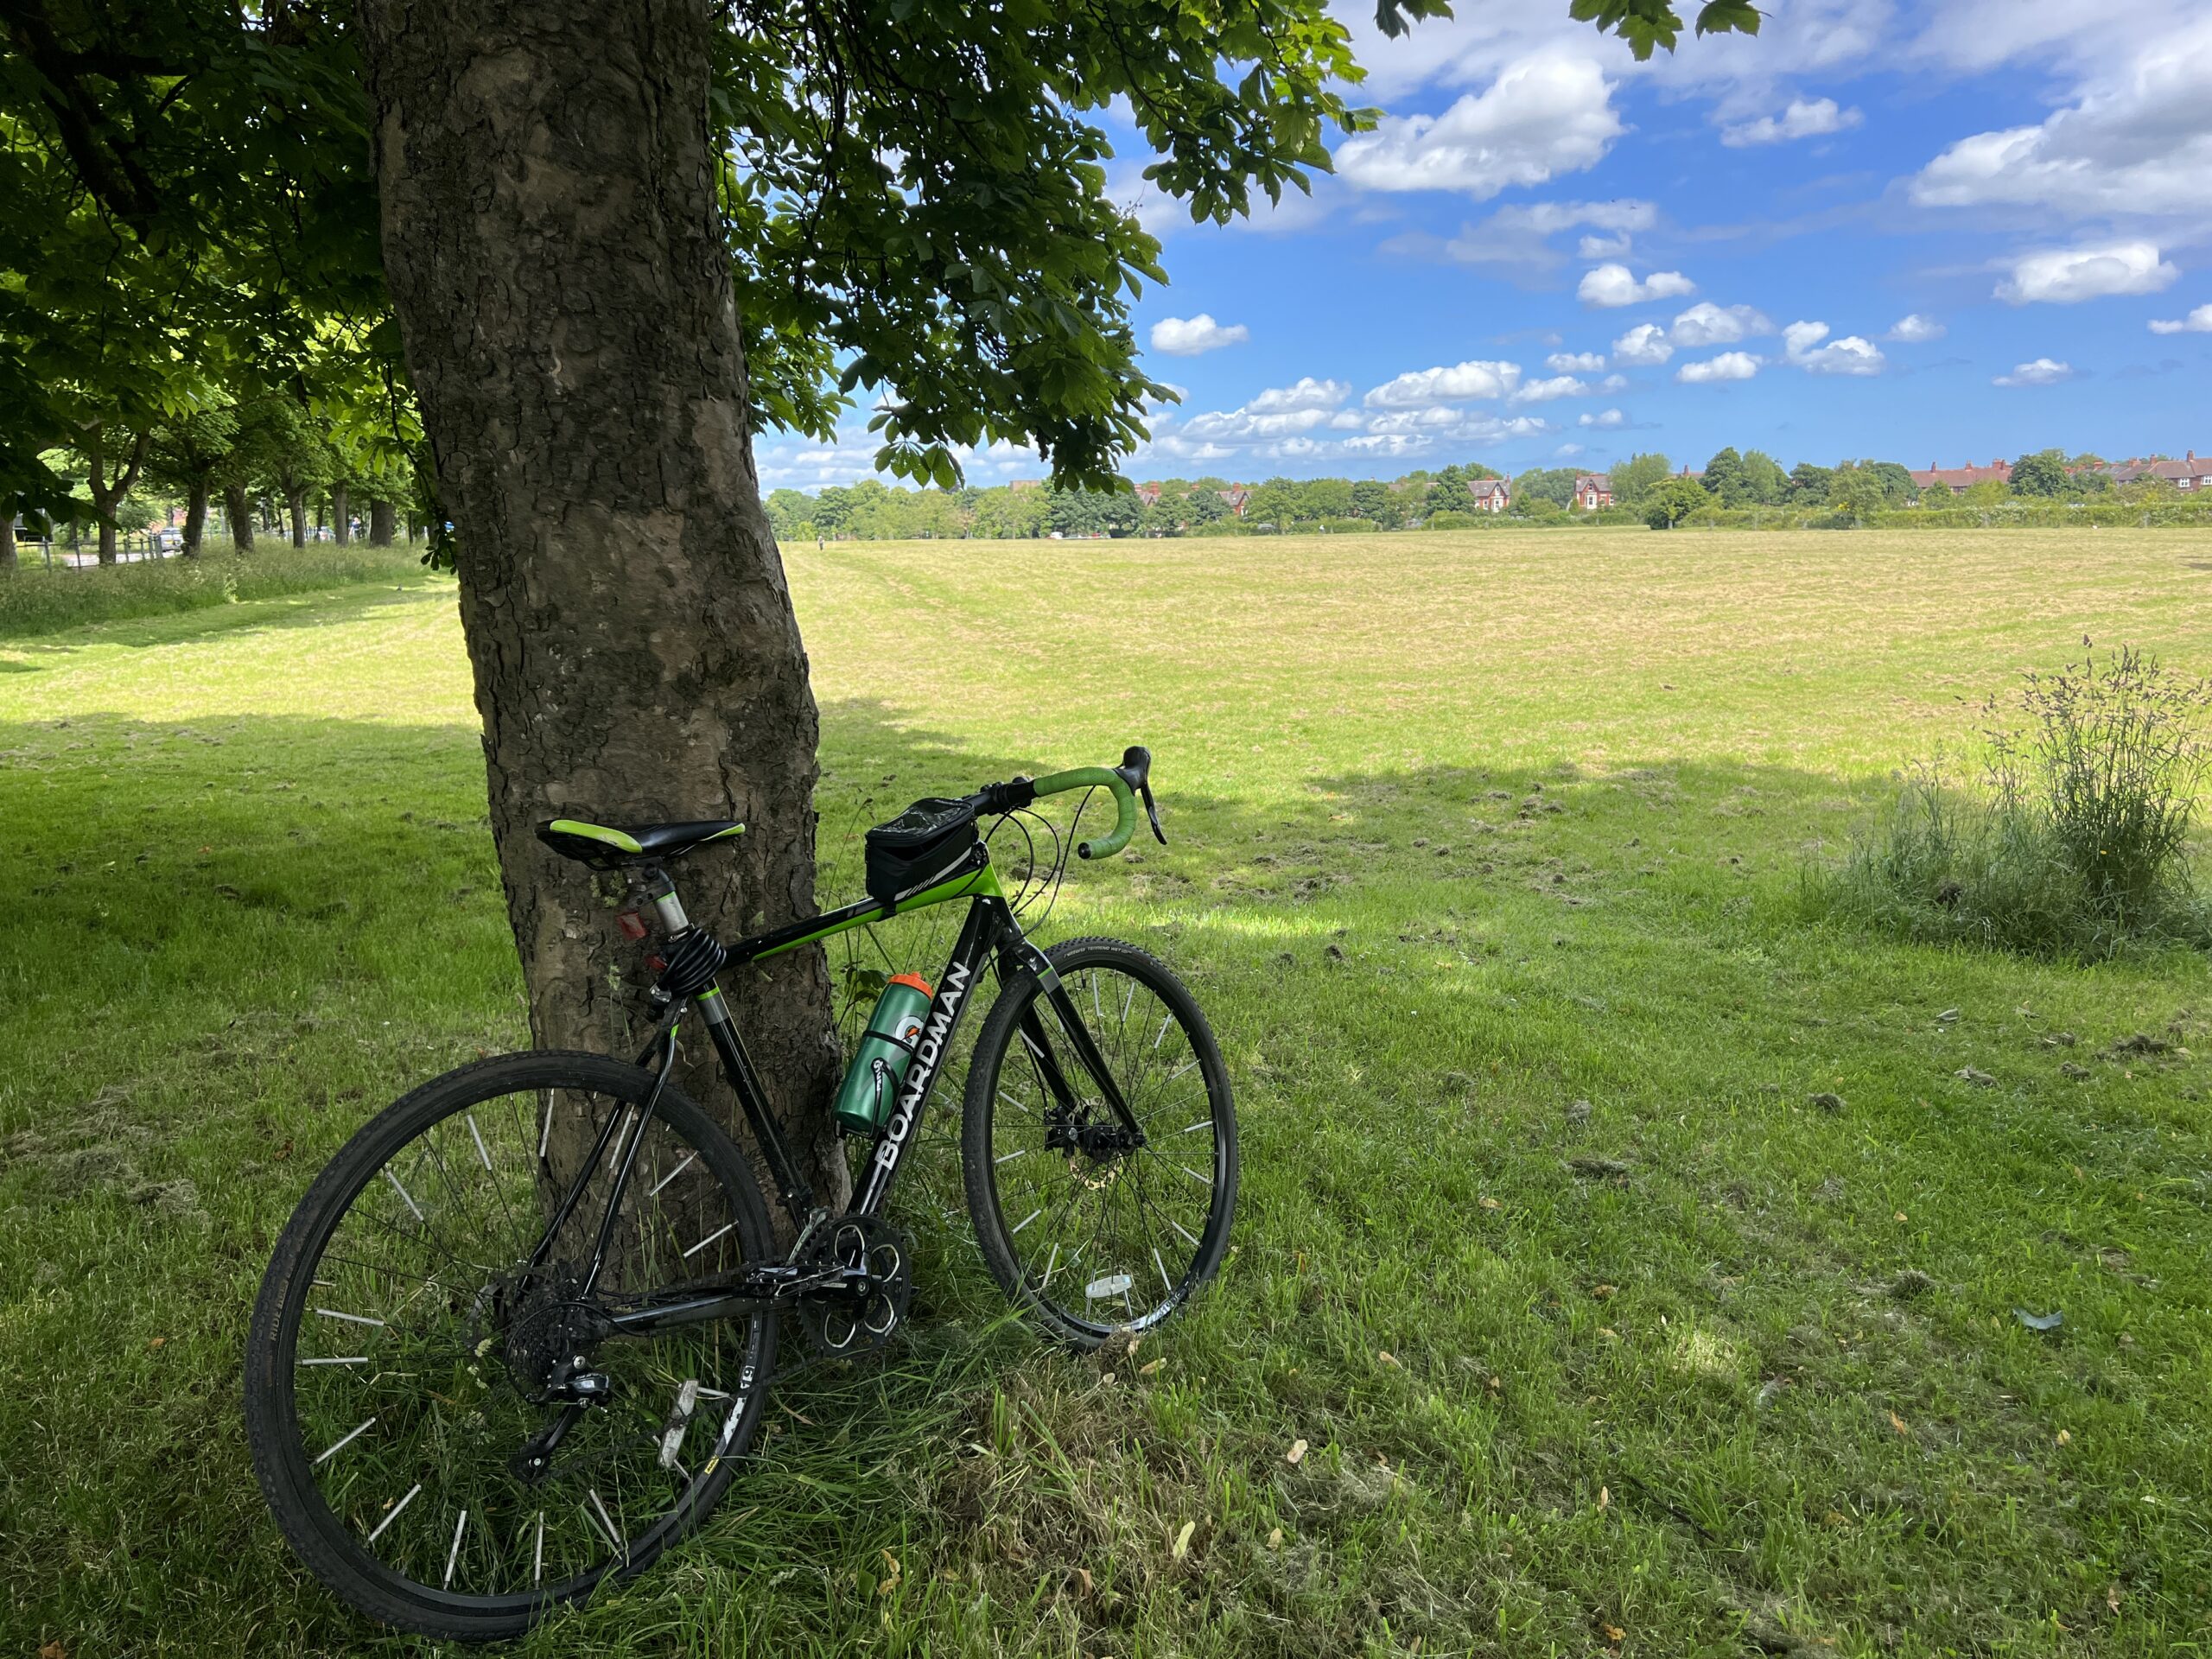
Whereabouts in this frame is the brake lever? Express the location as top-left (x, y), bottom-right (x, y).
top-left (1139, 778), bottom-right (1166, 845)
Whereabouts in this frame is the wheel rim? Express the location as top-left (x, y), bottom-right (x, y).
top-left (983, 963), bottom-right (1230, 1335)
top-left (273, 1074), bottom-right (769, 1611)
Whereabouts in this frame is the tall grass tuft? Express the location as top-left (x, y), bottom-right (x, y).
top-left (0, 546), bottom-right (431, 639)
top-left (1812, 643), bottom-right (2212, 958)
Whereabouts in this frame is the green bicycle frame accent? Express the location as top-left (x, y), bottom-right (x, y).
top-left (541, 753), bottom-right (1160, 1338)
top-left (740, 856), bottom-right (1008, 964)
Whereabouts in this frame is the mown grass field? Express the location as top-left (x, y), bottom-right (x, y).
top-left (4, 526), bottom-right (2211, 1656)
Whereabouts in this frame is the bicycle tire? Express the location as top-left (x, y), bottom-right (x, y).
top-left (245, 1051), bottom-right (778, 1640)
top-left (961, 938), bottom-right (1237, 1348)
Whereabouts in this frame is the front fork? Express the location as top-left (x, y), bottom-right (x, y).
top-left (999, 934), bottom-right (1146, 1146)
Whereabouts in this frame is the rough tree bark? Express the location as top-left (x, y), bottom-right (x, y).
top-left (283, 480), bottom-right (307, 546)
top-left (357, 0), bottom-right (846, 1210)
top-left (1, 509), bottom-right (16, 574)
top-left (225, 483), bottom-right (254, 550)
top-left (182, 479), bottom-right (207, 556)
top-left (331, 480), bottom-right (351, 544)
top-left (368, 498), bottom-right (395, 546)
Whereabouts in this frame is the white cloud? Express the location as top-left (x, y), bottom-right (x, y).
top-left (1546, 350), bottom-right (1608, 372)
top-left (1555, 442), bottom-right (1586, 457)
top-left (1336, 53), bottom-right (1623, 200)
top-left (1179, 404), bottom-right (1361, 443)
top-left (1611, 322), bottom-right (1674, 365)
top-left (1996, 240), bottom-right (2177, 304)
top-left (1148, 314), bottom-right (1250, 356)
top-left (1906, 0), bottom-right (2193, 76)
top-left (1578, 232), bottom-right (1631, 259)
top-left (2149, 303), bottom-right (2212, 334)
top-left (1511, 375), bottom-right (1589, 403)
top-left (1781, 319), bottom-right (1886, 375)
top-left (1993, 358), bottom-right (2075, 386)
top-left (1885, 313), bottom-right (1946, 342)
top-left (1243, 377), bottom-right (1351, 413)
top-left (1598, 372), bottom-right (1629, 391)
top-left (1579, 408), bottom-right (1628, 428)
top-left (1578, 264), bottom-right (1698, 308)
top-left (1722, 96), bottom-right (1863, 146)
top-left (1676, 352), bottom-right (1762, 384)
top-left (1670, 302), bottom-right (1774, 347)
top-left (1341, 0), bottom-right (1888, 112)
top-left (1433, 199), bottom-right (1657, 272)
top-left (1363, 359), bottom-right (1522, 410)
top-left (1358, 410), bottom-right (1550, 442)
top-left (1910, 18), bottom-right (2212, 219)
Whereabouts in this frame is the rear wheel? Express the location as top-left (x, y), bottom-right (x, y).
top-left (961, 938), bottom-right (1237, 1347)
top-left (245, 1052), bottom-right (777, 1640)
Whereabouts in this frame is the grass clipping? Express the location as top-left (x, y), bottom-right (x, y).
top-left (1814, 640), bottom-right (2212, 958)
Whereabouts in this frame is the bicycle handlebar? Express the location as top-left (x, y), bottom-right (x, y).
top-left (969, 745), bottom-right (1164, 861)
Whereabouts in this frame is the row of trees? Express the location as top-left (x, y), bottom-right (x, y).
top-left (1642, 448), bottom-right (2190, 528)
top-left (16, 400), bottom-right (422, 567)
top-left (765, 444), bottom-right (2190, 541)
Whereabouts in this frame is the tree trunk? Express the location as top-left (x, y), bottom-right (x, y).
top-left (369, 499), bottom-right (396, 546)
top-left (1, 509), bottom-right (15, 574)
top-left (226, 483), bottom-right (255, 551)
top-left (183, 480), bottom-right (208, 556)
top-left (332, 480), bottom-right (352, 544)
top-left (97, 517), bottom-right (118, 564)
top-left (357, 0), bottom-right (845, 1212)
top-left (286, 486), bottom-right (307, 547)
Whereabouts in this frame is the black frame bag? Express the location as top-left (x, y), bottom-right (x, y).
top-left (864, 798), bottom-right (982, 911)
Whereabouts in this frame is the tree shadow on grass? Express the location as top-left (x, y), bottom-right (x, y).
top-left (6, 700), bottom-right (2209, 1651)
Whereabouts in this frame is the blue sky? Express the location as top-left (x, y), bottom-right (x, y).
top-left (754, 0), bottom-right (2212, 489)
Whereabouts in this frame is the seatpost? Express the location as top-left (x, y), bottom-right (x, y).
top-left (632, 867), bottom-right (690, 935)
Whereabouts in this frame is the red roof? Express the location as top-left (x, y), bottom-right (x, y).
top-left (2104, 451), bottom-right (2211, 484)
top-left (1909, 458), bottom-right (2012, 489)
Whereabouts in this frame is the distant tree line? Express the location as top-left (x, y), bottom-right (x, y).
top-left (13, 397), bottom-right (426, 570)
top-left (766, 445), bottom-right (2183, 542)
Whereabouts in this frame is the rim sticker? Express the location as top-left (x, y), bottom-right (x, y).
top-left (1084, 1272), bottom-right (1135, 1300)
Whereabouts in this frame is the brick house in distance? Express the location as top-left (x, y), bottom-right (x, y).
top-left (1907, 457), bottom-right (2012, 492)
top-left (1467, 477), bottom-right (1510, 513)
top-left (2104, 451), bottom-right (2212, 492)
top-left (1134, 481), bottom-right (1162, 507)
top-left (1571, 474), bottom-right (1612, 509)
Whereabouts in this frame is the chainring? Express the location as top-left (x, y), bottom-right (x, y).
top-left (793, 1215), bottom-right (914, 1359)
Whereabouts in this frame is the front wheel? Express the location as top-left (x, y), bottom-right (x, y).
top-left (962, 937), bottom-right (1237, 1347)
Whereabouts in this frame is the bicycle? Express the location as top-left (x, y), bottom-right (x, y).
top-left (244, 747), bottom-right (1237, 1639)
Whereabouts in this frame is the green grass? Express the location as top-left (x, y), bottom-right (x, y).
top-left (4, 527), bottom-right (2212, 1656)
top-left (0, 544), bottom-right (429, 639)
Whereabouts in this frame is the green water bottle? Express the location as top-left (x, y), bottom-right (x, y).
top-left (833, 974), bottom-right (935, 1135)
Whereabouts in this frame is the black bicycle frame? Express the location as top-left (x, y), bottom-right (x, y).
top-left (579, 871), bottom-right (1141, 1338)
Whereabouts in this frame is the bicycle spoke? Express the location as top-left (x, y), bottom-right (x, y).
top-left (976, 950), bottom-right (1231, 1338)
top-left (272, 1069), bottom-right (770, 1606)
